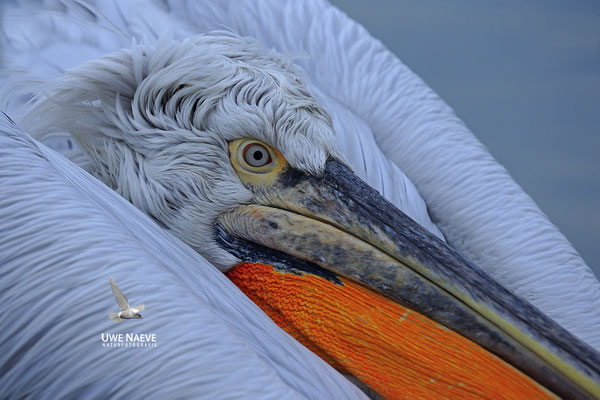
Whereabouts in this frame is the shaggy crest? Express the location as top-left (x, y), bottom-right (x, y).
top-left (19, 34), bottom-right (345, 270)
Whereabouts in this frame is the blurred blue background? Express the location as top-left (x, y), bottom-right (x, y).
top-left (331, 0), bottom-right (600, 278)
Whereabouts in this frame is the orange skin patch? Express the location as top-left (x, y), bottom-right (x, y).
top-left (227, 262), bottom-right (555, 400)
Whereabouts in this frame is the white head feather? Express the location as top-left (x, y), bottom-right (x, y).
top-left (19, 34), bottom-right (345, 271)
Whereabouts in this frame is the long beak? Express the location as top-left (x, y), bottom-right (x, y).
top-left (217, 159), bottom-right (600, 398)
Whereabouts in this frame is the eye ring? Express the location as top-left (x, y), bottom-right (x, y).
top-left (236, 140), bottom-right (277, 173)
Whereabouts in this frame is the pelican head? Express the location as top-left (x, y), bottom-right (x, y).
top-left (20, 34), bottom-right (600, 398)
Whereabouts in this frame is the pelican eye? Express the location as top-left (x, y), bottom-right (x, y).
top-left (233, 139), bottom-right (278, 174)
top-left (243, 143), bottom-right (272, 167)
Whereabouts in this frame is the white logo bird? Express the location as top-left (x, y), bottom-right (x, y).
top-left (109, 277), bottom-right (144, 322)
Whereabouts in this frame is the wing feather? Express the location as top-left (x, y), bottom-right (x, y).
top-left (109, 277), bottom-right (129, 311)
top-left (131, 304), bottom-right (145, 313)
top-left (0, 113), bottom-right (364, 399)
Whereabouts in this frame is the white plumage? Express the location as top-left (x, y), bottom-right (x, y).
top-left (1, 0), bottom-right (599, 398)
top-left (0, 114), bottom-right (365, 399)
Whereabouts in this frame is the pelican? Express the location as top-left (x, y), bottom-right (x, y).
top-left (1, 1), bottom-right (600, 399)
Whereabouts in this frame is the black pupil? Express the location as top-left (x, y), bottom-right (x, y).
top-left (252, 150), bottom-right (263, 161)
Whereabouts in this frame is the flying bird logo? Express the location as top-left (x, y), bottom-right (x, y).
top-left (109, 277), bottom-right (145, 322)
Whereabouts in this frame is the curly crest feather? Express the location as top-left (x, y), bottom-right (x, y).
top-left (19, 34), bottom-right (345, 270)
